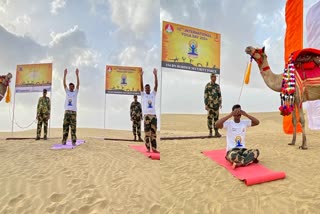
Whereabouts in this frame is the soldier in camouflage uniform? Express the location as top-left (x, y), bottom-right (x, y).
top-left (130, 95), bottom-right (143, 141)
top-left (36, 89), bottom-right (51, 140)
top-left (140, 68), bottom-right (159, 153)
top-left (62, 68), bottom-right (80, 146)
top-left (215, 104), bottom-right (260, 169)
top-left (204, 73), bottom-right (222, 137)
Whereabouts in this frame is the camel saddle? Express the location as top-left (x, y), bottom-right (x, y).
top-left (291, 48), bottom-right (320, 80)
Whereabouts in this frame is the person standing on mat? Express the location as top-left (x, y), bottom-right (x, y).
top-left (204, 73), bottom-right (222, 137)
top-left (36, 88), bottom-right (51, 140)
top-left (130, 95), bottom-right (143, 141)
top-left (140, 68), bottom-right (159, 153)
top-left (215, 104), bottom-right (260, 169)
top-left (62, 68), bottom-right (79, 146)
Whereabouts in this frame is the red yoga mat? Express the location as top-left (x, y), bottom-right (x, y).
top-left (202, 149), bottom-right (286, 186)
top-left (129, 145), bottom-right (160, 160)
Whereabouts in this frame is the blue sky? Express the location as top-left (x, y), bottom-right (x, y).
top-left (0, 0), bottom-right (318, 131)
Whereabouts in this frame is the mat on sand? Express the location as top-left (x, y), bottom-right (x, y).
top-left (160, 135), bottom-right (217, 140)
top-left (202, 149), bottom-right (286, 186)
top-left (51, 139), bottom-right (85, 150)
top-left (129, 145), bottom-right (160, 160)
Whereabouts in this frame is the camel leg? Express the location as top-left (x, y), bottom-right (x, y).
top-left (298, 106), bottom-right (307, 149)
top-left (288, 107), bottom-right (297, 146)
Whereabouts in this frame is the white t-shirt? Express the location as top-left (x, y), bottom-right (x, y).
top-left (141, 91), bottom-right (156, 115)
top-left (223, 120), bottom-right (252, 151)
top-left (64, 89), bottom-right (78, 111)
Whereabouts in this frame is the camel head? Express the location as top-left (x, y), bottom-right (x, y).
top-left (245, 46), bottom-right (267, 68)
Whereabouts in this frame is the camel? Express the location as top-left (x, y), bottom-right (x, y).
top-left (245, 46), bottom-right (320, 149)
top-left (0, 73), bottom-right (12, 102)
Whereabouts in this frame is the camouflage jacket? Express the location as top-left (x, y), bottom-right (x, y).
top-left (130, 101), bottom-right (142, 121)
top-left (37, 97), bottom-right (51, 116)
top-left (204, 82), bottom-right (222, 110)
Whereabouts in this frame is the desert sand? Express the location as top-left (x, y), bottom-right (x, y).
top-left (1, 112), bottom-right (319, 214)
top-left (0, 128), bottom-right (160, 214)
top-left (160, 112), bottom-right (320, 214)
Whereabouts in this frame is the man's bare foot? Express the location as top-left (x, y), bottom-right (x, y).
top-left (232, 162), bottom-right (237, 169)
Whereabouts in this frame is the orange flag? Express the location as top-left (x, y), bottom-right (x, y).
top-left (283, 0), bottom-right (303, 134)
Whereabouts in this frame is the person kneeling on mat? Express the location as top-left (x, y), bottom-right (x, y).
top-left (215, 104), bottom-right (260, 169)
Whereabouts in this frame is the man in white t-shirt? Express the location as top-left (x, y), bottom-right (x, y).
top-left (215, 104), bottom-right (260, 169)
top-left (62, 68), bottom-right (80, 146)
top-left (140, 68), bottom-right (159, 153)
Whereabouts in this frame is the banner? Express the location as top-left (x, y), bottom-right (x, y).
top-left (162, 21), bottom-right (221, 74)
top-left (15, 63), bottom-right (52, 93)
top-left (105, 65), bottom-right (142, 95)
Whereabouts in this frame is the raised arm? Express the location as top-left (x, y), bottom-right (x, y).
top-left (76, 68), bottom-right (80, 90)
top-left (63, 69), bottom-right (67, 89)
top-left (153, 68), bottom-right (158, 92)
top-left (241, 110), bottom-right (260, 126)
top-left (215, 112), bottom-right (233, 129)
top-left (140, 70), bottom-right (144, 92)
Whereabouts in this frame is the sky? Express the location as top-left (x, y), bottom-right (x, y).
top-left (0, 0), bottom-right (319, 132)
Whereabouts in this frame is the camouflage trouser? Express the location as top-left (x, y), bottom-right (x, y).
top-left (132, 120), bottom-right (141, 137)
top-left (226, 148), bottom-right (260, 167)
top-left (207, 108), bottom-right (219, 131)
top-left (36, 114), bottom-right (49, 138)
top-left (144, 115), bottom-right (157, 150)
top-left (62, 110), bottom-right (77, 144)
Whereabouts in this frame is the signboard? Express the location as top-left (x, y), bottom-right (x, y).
top-left (105, 65), bottom-right (142, 95)
top-left (15, 63), bottom-right (52, 93)
top-left (162, 21), bottom-right (221, 74)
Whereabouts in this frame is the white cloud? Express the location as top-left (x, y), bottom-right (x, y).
top-left (108, 0), bottom-right (159, 40)
top-left (15, 15), bottom-right (31, 24)
top-left (0, 0), bottom-right (9, 13)
top-left (50, 0), bottom-right (66, 14)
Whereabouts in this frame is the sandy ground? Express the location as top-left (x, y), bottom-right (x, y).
top-left (1, 112), bottom-right (319, 213)
top-left (0, 128), bottom-right (160, 214)
top-left (160, 112), bottom-right (320, 214)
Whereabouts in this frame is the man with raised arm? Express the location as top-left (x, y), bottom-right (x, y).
top-left (140, 68), bottom-right (159, 153)
top-left (62, 68), bottom-right (80, 146)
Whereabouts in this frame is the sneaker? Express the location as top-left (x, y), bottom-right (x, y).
top-left (133, 135), bottom-right (137, 141)
top-left (44, 136), bottom-right (48, 140)
top-left (35, 137), bottom-right (40, 140)
top-left (138, 137), bottom-right (143, 142)
top-left (72, 142), bottom-right (76, 146)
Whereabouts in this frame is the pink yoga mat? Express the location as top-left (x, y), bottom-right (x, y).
top-left (51, 139), bottom-right (85, 150)
top-left (129, 145), bottom-right (160, 160)
top-left (202, 149), bottom-right (286, 186)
